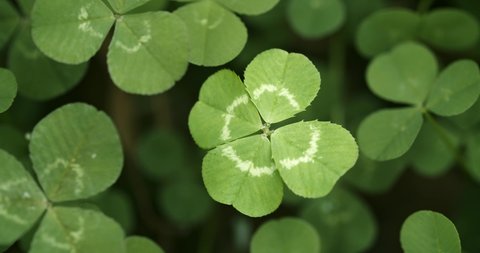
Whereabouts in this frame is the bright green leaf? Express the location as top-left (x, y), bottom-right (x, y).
top-left (174, 1), bottom-right (247, 66)
top-left (0, 150), bottom-right (47, 246)
top-left (358, 108), bottom-right (423, 161)
top-left (91, 189), bottom-right (136, 233)
top-left (301, 188), bottom-right (377, 253)
top-left (127, 0), bottom-right (168, 13)
top-left (202, 135), bottom-right (283, 217)
top-left (108, 11), bottom-right (188, 95)
top-left (158, 180), bottom-right (212, 226)
top-left (29, 103), bottom-right (123, 202)
top-left (0, 1), bottom-right (19, 50)
top-left (188, 69), bottom-right (262, 149)
top-left (409, 120), bottom-right (458, 177)
top-left (356, 8), bottom-right (420, 58)
top-left (8, 29), bottom-right (88, 101)
top-left (271, 121), bottom-right (358, 198)
top-left (287, 0), bottom-right (345, 39)
top-left (0, 68), bottom-right (17, 114)
top-left (367, 42), bottom-right (438, 105)
top-left (344, 155), bottom-right (407, 194)
top-left (107, 0), bottom-right (150, 14)
top-left (400, 210), bottom-right (461, 253)
top-left (126, 236), bottom-right (164, 253)
top-left (426, 60), bottom-right (480, 116)
top-left (214, 0), bottom-right (279, 15)
top-left (244, 49), bottom-right (321, 123)
top-left (466, 132), bottom-right (480, 183)
top-left (419, 8), bottom-right (480, 51)
top-left (31, 0), bottom-right (115, 64)
top-left (30, 206), bottom-right (125, 253)
top-left (137, 129), bottom-right (187, 181)
top-left (250, 217), bottom-right (320, 253)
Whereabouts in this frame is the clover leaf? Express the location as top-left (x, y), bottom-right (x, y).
top-left (0, 103), bottom-right (126, 250)
top-left (400, 210), bottom-right (461, 253)
top-left (358, 42), bottom-right (480, 161)
top-left (189, 49), bottom-right (358, 217)
top-left (0, 68), bottom-right (17, 114)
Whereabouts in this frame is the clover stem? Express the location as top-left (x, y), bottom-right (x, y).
top-left (328, 32), bottom-right (347, 124)
top-left (424, 111), bottom-right (468, 169)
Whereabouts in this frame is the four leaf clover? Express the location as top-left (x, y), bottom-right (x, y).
top-left (189, 49), bottom-right (358, 217)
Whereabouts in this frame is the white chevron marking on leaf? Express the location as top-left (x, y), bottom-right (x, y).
top-left (280, 127), bottom-right (321, 169)
top-left (222, 146), bottom-right (275, 177)
top-left (221, 95), bottom-right (249, 141)
top-left (252, 84), bottom-right (300, 109)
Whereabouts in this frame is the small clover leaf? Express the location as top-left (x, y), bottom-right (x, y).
top-left (0, 150), bottom-right (47, 246)
top-left (108, 11), bottom-right (188, 94)
top-left (189, 49), bottom-right (358, 216)
top-left (32, 0), bottom-right (116, 65)
top-left (244, 49), bottom-right (321, 123)
top-left (250, 217), bottom-right (320, 253)
top-left (126, 236), bottom-right (165, 253)
top-left (214, 0), bottom-right (279, 15)
top-left (174, 1), bottom-right (247, 66)
top-left (30, 206), bottom-right (126, 253)
top-left (29, 103), bottom-right (124, 202)
top-left (287, 0), bottom-right (346, 39)
top-left (400, 210), bottom-right (461, 253)
top-left (0, 68), bottom-right (17, 114)
top-left (359, 42), bottom-right (480, 161)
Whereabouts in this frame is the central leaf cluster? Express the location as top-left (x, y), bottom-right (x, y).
top-left (189, 49), bottom-right (358, 217)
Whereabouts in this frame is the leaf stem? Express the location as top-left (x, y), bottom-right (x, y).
top-left (328, 33), bottom-right (347, 125)
top-left (423, 111), bottom-right (468, 169)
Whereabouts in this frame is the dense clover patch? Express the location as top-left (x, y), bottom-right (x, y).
top-left (189, 49), bottom-right (358, 217)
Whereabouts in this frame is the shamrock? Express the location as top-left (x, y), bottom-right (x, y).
top-left (189, 49), bottom-right (358, 217)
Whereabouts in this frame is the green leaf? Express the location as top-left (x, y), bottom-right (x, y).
top-left (0, 150), bottom-right (47, 246)
top-left (400, 210), bottom-right (461, 253)
top-left (31, 0), bottom-right (115, 64)
top-left (137, 129), bottom-right (187, 181)
top-left (107, 0), bottom-right (150, 14)
top-left (8, 28), bottom-right (88, 101)
top-left (271, 121), bottom-right (358, 198)
top-left (0, 71), bottom-right (18, 104)
top-left (158, 180), bottom-right (212, 226)
top-left (301, 188), bottom-right (377, 253)
top-left (356, 8), bottom-right (420, 58)
top-left (344, 155), bottom-right (407, 194)
top-left (419, 8), bottom-right (480, 51)
top-left (202, 135), bottom-right (283, 217)
top-left (466, 132), bottom-right (480, 183)
top-left (188, 69), bottom-right (262, 149)
top-left (244, 49), bottom-right (321, 123)
top-left (214, 0), bottom-right (279, 15)
top-left (127, 0), bottom-right (168, 14)
top-left (174, 1), bottom-right (247, 66)
top-left (367, 42), bottom-right (438, 105)
top-left (287, 0), bottom-right (345, 39)
top-left (126, 236), bottom-right (164, 253)
top-left (250, 217), bottom-right (320, 253)
top-left (358, 108), bottom-right (423, 161)
top-left (91, 189), bottom-right (135, 233)
top-left (29, 103), bottom-right (123, 202)
top-left (449, 98), bottom-right (480, 130)
top-left (409, 120), bottom-right (458, 177)
top-left (108, 11), bottom-right (188, 95)
top-left (0, 1), bottom-right (19, 50)
top-left (0, 68), bottom-right (17, 114)
top-left (30, 206), bottom-right (125, 253)
top-left (426, 60), bottom-right (480, 116)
